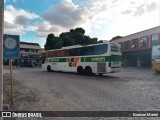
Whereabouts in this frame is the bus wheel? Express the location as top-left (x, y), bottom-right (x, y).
top-left (85, 66), bottom-right (92, 76)
top-left (77, 66), bottom-right (84, 75)
top-left (156, 70), bottom-right (160, 73)
top-left (98, 73), bottom-right (103, 76)
top-left (47, 65), bottom-right (52, 72)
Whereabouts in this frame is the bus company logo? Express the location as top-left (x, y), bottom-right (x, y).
top-left (92, 57), bottom-right (105, 62)
top-left (51, 58), bottom-right (59, 62)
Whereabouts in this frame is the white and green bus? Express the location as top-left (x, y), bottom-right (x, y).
top-left (42, 42), bottom-right (122, 75)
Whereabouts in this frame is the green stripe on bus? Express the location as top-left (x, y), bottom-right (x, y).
top-left (71, 58), bottom-right (74, 62)
top-left (69, 63), bottom-right (72, 67)
top-left (81, 56), bottom-right (121, 62)
top-left (48, 56), bottom-right (121, 63)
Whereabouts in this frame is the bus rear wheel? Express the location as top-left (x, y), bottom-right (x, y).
top-left (98, 73), bottom-right (103, 76)
top-left (156, 70), bottom-right (160, 73)
top-left (85, 66), bottom-right (92, 76)
top-left (47, 65), bottom-right (52, 72)
top-left (77, 66), bottom-right (84, 75)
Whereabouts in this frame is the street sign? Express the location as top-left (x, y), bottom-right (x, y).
top-left (3, 34), bottom-right (20, 59)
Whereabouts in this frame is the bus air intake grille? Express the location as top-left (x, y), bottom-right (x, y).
top-left (97, 63), bottom-right (106, 73)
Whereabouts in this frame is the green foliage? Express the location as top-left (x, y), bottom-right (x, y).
top-left (97, 40), bottom-right (104, 43)
top-left (44, 33), bottom-right (55, 50)
top-left (110, 36), bottom-right (123, 41)
top-left (44, 27), bottom-right (98, 50)
top-left (59, 32), bottom-right (75, 47)
top-left (91, 38), bottom-right (98, 44)
top-left (75, 27), bottom-right (85, 35)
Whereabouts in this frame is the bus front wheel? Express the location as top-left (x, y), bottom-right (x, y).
top-left (47, 65), bottom-right (52, 72)
top-left (85, 66), bottom-right (92, 76)
top-left (77, 66), bottom-right (84, 75)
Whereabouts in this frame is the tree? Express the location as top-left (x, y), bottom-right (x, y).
top-left (97, 40), bottom-right (104, 43)
top-left (59, 32), bottom-right (74, 46)
top-left (44, 33), bottom-right (55, 50)
top-left (110, 36), bottom-right (123, 41)
top-left (44, 27), bottom-right (100, 50)
top-left (91, 38), bottom-right (98, 44)
top-left (54, 37), bottom-right (64, 49)
top-left (83, 35), bottom-right (92, 45)
top-left (75, 27), bottom-right (85, 35)
top-left (69, 28), bottom-right (85, 45)
top-left (45, 33), bottom-right (64, 50)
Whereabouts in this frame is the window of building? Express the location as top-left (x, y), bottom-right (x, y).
top-left (119, 42), bottom-right (123, 51)
top-left (151, 34), bottom-right (159, 46)
top-left (31, 49), bottom-right (35, 52)
top-left (36, 50), bottom-right (38, 53)
top-left (124, 41), bottom-right (129, 50)
top-left (20, 48), bottom-right (25, 52)
top-left (25, 49), bottom-right (30, 52)
top-left (140, 37), bottom-right (147, 48)
top-left (131, 39), bottom-right (138, 49)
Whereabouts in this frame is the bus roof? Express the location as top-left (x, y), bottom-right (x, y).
top-left (61, 45), bottom-right (82, 49)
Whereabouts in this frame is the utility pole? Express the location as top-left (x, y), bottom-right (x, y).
top-left (0, 0), bottom-right (4, 119)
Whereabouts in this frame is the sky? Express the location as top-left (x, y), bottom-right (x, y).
top-left (4, 0), bottom-right (160, 48)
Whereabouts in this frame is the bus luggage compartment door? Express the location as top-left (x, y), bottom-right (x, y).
top-left (97, 63), bottom-right (106, 73)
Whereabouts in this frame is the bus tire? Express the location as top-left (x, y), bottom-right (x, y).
top-left (156, 70), bottom-right (160, 73)
top-left (85, 66), bottom-right (92, 76)
top-left (98, 73), bottom-right (103, 76)
top-left (47, 65), bottom-right (52, 72)
top-left (77, 66), bottom-right (84, 75)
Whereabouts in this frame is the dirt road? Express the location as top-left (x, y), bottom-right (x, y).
top-left (3, 67), bottom-right (160, 120)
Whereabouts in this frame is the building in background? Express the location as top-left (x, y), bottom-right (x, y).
top-left (20, 42), bottom-right (41, 67)
top-left (3, 39), bottom-right (41, 67)
top-left (111, 26), bottom-right (160, 67)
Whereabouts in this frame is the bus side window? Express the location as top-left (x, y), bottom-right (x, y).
top-left (69, 48), bottom-right (79, 56)
top-left (89, 46), bottom-right (99, 55)
top-left (79, 48), bottom-right (84, 56)
top-left (79, 47), bottom-right (89, 56)
top-left (84, 48), bottom-right (89, 55)
top-left (98, 44), bottom-right (108, 54)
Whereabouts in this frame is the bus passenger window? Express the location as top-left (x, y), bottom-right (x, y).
top-left (98, 44), bottom-right (108, 54)
top-left (84, 48), bottom-right (89, 55)
top-left (89, 46), bottom-right (99, 55)
top-left (69, 48), bottom-right (79, 56)
top-left (79, 47), bottom-right (89, 56)
top-left (79, 48), bottom-right (84, 56)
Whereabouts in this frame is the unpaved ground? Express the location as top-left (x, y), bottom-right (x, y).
top-left (3, 67), bottom-right (160, 120)
top-left (3, 73), bottom-right (40, 110)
